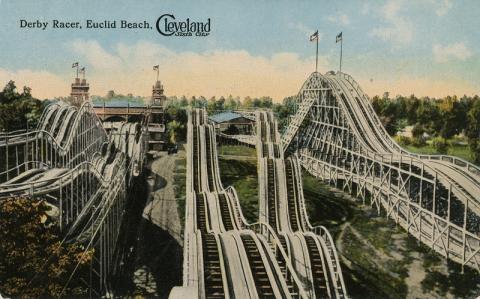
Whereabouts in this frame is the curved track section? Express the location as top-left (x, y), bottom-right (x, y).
top-left (173, 109), bottom-right (308, 299)
top-left (0, 103), bottom-right (147, 296)
top-left (0, 102), bottom-right (108, 183)
top-left (283, 71), bottom-right (480, 271)
top-left (256, 111), bottom-right (348, 299)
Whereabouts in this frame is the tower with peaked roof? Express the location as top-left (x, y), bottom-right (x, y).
top-left (71, 77), bottom-right (89, 106)
top-left (148, 80), bottom-right (166, 151)
top-left (151, 80), bottom-right (166, 107)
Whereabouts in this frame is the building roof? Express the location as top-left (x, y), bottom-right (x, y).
top-left (92, 98), bottom-right (147, 108)
top-left (209, 111), bottom-right (248, 123)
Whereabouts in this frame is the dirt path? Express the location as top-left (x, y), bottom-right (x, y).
top-left (142, 151), bottom-right (184, 245)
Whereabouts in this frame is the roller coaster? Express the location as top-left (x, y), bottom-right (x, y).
top-left (2, 69), bottom-right (479, 298)
top-left (171, 109), bottom-right (311, 298)
top-left (282, 71), bottom-right (480, 271)
top-left (175, 70), bottom-right (480, 298)
top-left (257, 111), bottom-right (347, 299)
top-left (0, 102), bottom-right (147, 296)
top-left (171, 108), bottom-right (347, 298)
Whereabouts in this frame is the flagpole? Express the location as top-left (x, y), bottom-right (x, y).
top-left (156, 68), bottom-right (159, 82)
top-left (76, 65), bottom-right (79, 79)
top-left (340, 37), bottom-right (343, 73)
top-left (315, 35), bottom-right (319, 72)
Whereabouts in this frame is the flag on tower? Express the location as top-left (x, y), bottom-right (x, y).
top-left (72, 62), bottom-right (79, 68)
top-left (80, 67), bottom-right (85, 73)
top-left (336, 32), bottom-right (343, 43)
top-left (153, 65), bottom-right (159, 71)
top-left (310, 30), bottom-right (319, 42)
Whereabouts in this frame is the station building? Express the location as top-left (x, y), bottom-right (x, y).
top-left (209, 111), bottom-right (255, 135)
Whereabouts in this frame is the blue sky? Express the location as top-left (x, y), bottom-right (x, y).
top-left (0, 0), bottom-right (478, 100)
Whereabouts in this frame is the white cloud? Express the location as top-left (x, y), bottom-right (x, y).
top-left (421, 0), bottom-right (453, 16)
top-left (433, 42), bottom-right (472, 63)
top-left (327, 13), bottom-right (351, 26)
top-left (432, 0), bottom-right (453, 16)
top-left (68, 39), bottom-right (122, 70)
top-left (369, 0), bottom-right (413, 46)
top-left (436, 0), bottom-right (452, 16)
top-left (26, 39), bottom-right (331, 101)
top-left (0, 68), bottom-right (68, 99)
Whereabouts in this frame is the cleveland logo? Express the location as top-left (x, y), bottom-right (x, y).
top-left (156, 14), bottom-right (211, 37)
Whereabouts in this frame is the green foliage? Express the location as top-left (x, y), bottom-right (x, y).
top-left (411, 137), bottom-right (426, 147)
top-left (165, 105), bottom-right (187, 142)
top-left (218, 145), bottom-right (256, 157)
top-left (273, 96), bottom-right (297, 132)
top-left (0, 81), bottom-right (43, 131)
top-left (174, 154), bottom-right (187, 228)
top-left (371, 94), bottom-right (478, 139)
top-left (0, 197), bottom-right (92, 298)
top-left (467, 100), bottom-right (480, 163)
top-left (166, 120), bottom-right (184, 144)
top-left (394, 135), bottom-right (411, 146)
top-left (432, 137), bottom-right (449, 154)
top-left (371, 94), bottom-right (480, 163)
top-left (411, 123), bottom-right (425, 139)
top-left (217, 146), bottom-right (258, 223)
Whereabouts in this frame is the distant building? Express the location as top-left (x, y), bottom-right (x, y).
top-left (209, 111), bottom-right (254, 135)
top-left (90, 79), bottom-right (168, 151)
top-left (92, 98), bottom-right (152, 123)
top-left (70, 77), bottom-right (89, 106)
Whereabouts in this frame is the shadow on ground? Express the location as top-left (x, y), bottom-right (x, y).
top-left (112, 158), bottom-right (183, 298)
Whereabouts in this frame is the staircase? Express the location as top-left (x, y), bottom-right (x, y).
top-left (281, 97), bottom-right (315, 151)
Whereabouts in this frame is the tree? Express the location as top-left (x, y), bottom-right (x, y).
top-left (380, 115), bottom-right (397, 136)
top-left (467, 100), bottom-right (480, 163)
top-left (405, 95), bottom-right (420, 124)
top-left (417, 101), bottom-right (441, 134)
top-left (432, 137), bottom-right (448, 154)
top-left (0, 197), bottom-right (93, 297)
top-left (225, 95), bottom-right (238, 110)
top-left (167, 120), bottom-right (184, 144)
top-left (243, 96), bottom-right (253, 108)
top-left (411, 124), bottom-right (424, 138)
top-left (0, 81), bottom-right (43, 131)
top-left (106, 90), bottom-right (115, 99)
top-left (179, 96), bottom-right (188, 107)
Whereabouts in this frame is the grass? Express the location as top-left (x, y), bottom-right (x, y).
top-left (217, 145), bottom-right (256, 157)
top-left (217, 145), bottom-right (258, 223)
top-left (173, 153), bottom-right (186, 228)
top-left (403, 142), bottom-right (473, 162)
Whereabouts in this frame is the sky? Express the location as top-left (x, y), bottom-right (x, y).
top-left (0, 0), bottom-right (478, 101)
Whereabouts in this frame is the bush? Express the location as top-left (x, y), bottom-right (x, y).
top-left (395, 135), bottom-right (411, 146)
top-left (411, 123), bottom-right (425, 139)
top-left (0, 197), bottom-right (93, 298)
top-left (432, 137), bottom-right (448, 154)
top-left (411, 137), bottom-right (426, 147)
